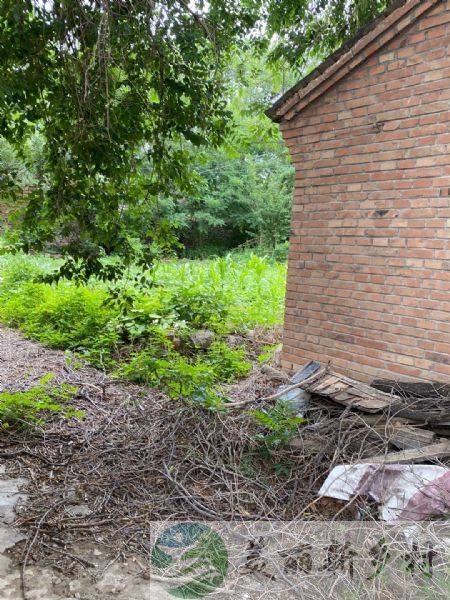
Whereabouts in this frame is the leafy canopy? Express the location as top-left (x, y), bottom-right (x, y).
top-left (0, 0), bottom-right (391, 278)
top-left (0, 0), bottom-right (259, 278)
top-left (265, 0), bottom-right (390, 68)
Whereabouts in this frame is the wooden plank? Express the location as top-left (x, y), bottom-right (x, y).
top-left (356, 415), bottom-right (413, 427)
top-left (333, 392), bottom-right (354, 402)
top-left (354, 415), bottom-right (434, 447)
top-left (297, 363), bottom-right (395, 413)
top-left (311, 376), bottom-right (340, 392)
top-left (322, 381), bottom-right (349, 395)
top-left (289, 437), bottom-right (324, 453)
top-left (294, 369), bottom-right (328, 391)
top-left (372, 380), bottom-right (450, 399)
top-left (336, 395), bottom-right (393, 413)
top-left (355, 415), bottom-right (436, 449)
top-left (388, 426), bottom-right (436, 450)
top-left (361, 441), bottom-right (450, 464)
top-left (429, 422), bottom-right (450, 437)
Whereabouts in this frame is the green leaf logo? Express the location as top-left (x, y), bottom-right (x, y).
top-left (151, 523), bottom-right (228, 598)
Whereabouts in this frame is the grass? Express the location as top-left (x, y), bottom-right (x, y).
top-left (0, 250), bottom-right (286, 407)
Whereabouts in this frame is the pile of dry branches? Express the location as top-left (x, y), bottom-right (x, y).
top-left (1, 363), bottom-right (392, 573)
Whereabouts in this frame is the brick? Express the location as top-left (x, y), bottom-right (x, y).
top-left (277, 0), bottom-right (450, 384)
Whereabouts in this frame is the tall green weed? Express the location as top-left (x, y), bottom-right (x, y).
top-left (0, 251), bottom-right (285, 405)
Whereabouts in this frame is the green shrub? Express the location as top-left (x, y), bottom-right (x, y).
top-left (120, 349), bottom-right (221, 408)
top-left (120, 349), bottom-right (171, 386)
top-left (22, 286), bottom-right (113, 347)
top-left (113, 291), bottom-right (175, 341)
top-left (0, 374), bottom-right (83, 429)
top-left (0, 251), bottom-right (286, 402)
top-left (154, 254), bottom-right (286, 329)
top-left (0, 282), bottom-right (49, 326)
top-left (0, 280), bottom-right (120, 366)
top-left (121, 338), bottom-right (251, 407)
top-left (251, 401), bottom-right (306, 454)
top-left (206, 341), bottom-right (251, 382)
top-left (0, 252), bottom-right (54, 290)
top-left (182, 244), bottom-right (231, 260)
top-left (257, 344), bottom-right (280, 364)
top-left (272, 241), bottom-right (289, 263)
top-left (169, 287), bottom-right (229, 330)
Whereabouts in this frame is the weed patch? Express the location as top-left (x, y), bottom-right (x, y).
top-left (0, 374), bottom-right (82, 429)
top-left (0, 251), bottom-right (285, 407)
top-left (252, 401), bottom-right (306, 456)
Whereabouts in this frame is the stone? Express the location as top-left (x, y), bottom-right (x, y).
top-left (189, 330), bottom-right (214, 349)
top-left (65, 504), bottom-right (92, 518)
top-left (0, 525), bottom-right (26, 553)
top-left (0, 474), bottom-right (28, 525)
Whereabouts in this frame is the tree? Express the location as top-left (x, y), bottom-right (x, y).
top-left (0, 0), bottom-right (259, 278)
top-left (0, 138), bottom-right (26, 198)
top-left (266, 0), bottom-right (390, 69)
top-left (0, 0), bottom-right (392, 278)
top-left (142, 48), bottom-right (295, 257)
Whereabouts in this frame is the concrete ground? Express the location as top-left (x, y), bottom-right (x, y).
top-left (0, 464), bottom-right (161, 599)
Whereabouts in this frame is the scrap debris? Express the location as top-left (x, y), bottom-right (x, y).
top-left (355, 416), bottom-right (436, 450)
top-left (291, 361), bottom-right (450, 520)
top-left (291, 361), bottom-right (396, 412)
top-left (361, 442), bottom-right (450, 465)
top-left (318, 464), bottom-right (450, 521)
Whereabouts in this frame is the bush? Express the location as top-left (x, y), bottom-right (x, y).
top-left (24, 286), bottom-right (110, 346)
top-left (0, 280), bottom-right (120, 366)
top-left (169, 287), bottom-right (229, 330)
top-left (181, 244), bottom-right (231, 260)
top-left (206, 341), bottom-right (251, 382)
top-left (272, 241), bottom-right (289, 263)
top-left (154, 254), bottom-right (286, 329)
top-left (113, 290), bottom-right (175, 341)
top-left (0, 252), bottom-right (54, 290)
top-left (121, 338), bottom-right (251, 406)
top-left (0, 282), bottom-right (48, 326)
top-left (252, 401), bottom-right (306, 454)
top-left (121, 349), bottom-right (220, 407)
top-left (0, 250), bottom-right (286, 402)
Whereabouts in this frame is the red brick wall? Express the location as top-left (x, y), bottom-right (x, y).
top-left (280, 0), bottom-right (450, 383)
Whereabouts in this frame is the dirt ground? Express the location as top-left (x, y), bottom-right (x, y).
top-left (0, 326), bottom-right (389, 599)
top-left (0, 323), bottom-right (293, 599)
top-left (0, 327), bottom-right (285, 600)
top-left (0, 327), bottom-right (159, 599)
